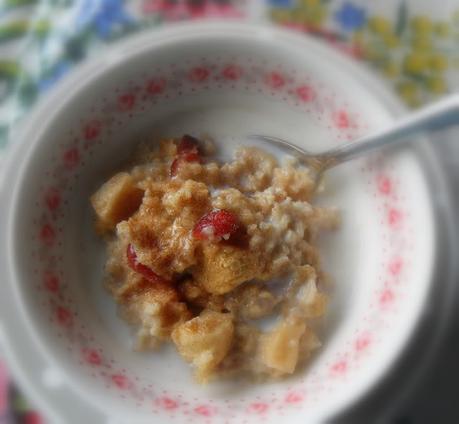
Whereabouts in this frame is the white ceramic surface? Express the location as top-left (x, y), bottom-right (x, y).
top-left (0, 23), bottom-right (440, 424)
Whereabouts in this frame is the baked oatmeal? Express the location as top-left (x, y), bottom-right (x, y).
top-left (91, 134), bottom-right (337, 383)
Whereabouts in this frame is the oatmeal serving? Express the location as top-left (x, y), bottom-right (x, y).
top-left (91, 134), bottom-right (337, 383)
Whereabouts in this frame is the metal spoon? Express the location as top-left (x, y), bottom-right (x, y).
top-left (250, 94), bottom-right (459, 178)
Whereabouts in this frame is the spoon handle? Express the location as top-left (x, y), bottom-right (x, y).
top-left (320, 93), bottom-right (459, 167)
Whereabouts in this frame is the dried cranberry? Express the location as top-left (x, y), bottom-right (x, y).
top-left (192, 209), bottom-right (239, 241)
top-left (170, 158), bottom-right (180, 177)
top-left (170, 151), bottom-right (201, 177)
top-left (177, 134), bottom-right (200, 155)
top-left (182, 151), bottom-right (201, 162)
top-left (126, 244), bottom-right (166, 283)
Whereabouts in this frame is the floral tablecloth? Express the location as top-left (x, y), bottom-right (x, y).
top-left (1, 0), bottom-right (458, 422)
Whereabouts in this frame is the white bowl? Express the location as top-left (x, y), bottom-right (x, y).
top-left (0, 22), bottom-right (454, 424)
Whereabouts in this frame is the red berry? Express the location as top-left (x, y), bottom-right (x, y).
top-left (170, 151), bottom-right (201, 177)
top-left (126, 244), bottom-right (166, 283)
top-left (177, 134), bottom-right (200, 155)
top-left (192, 209), bottom-right (239, 241)
top-left (182, 151), bottom-right (200, 162)
top-left (170, 158), bottom-right (180, 177)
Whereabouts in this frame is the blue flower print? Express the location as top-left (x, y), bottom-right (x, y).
top-left (335, 2), bottom-right (366, 32)
top-left (38, 60), bottom-right (71, 92)
top-left (75, 0), bottom-right (134, 40)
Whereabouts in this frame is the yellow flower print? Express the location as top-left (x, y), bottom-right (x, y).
top-left (270, 9), bottom-right (293, 24)
top-left (310, 7), bottom-right (327, 26)
top-left (403, 53), bottom-right (428, 75)
top-left (382, 61), bottom-right (400, 78)
top-left (382, 33), bottom-right (400, 48)
top-left (396, 81), bottom-right (421, 107)
top-left (294, 5), bottom-right (327, 28)
top-left (410, 16), bottom-right (433, 35)
top-left (352, 30), bottom-right (364, 45)
top-left (362, 43), bottom-right (385, 62)
top-left (429, 54), bottom-right (448, 72)
top-left (299, 0), bottom-right (320, 7)
top-left (434, 22), bottom-right (450, 37)
top-left (411, 35), bottom-right (433, 52)
top-left (266, 2), bottom-right (455, 108)
top-left (426, 76), bottom-right (447, 94)
top-left (368, 16), bottom-right (392, 35)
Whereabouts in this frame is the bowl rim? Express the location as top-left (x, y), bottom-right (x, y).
top-left (0, 21), bottom-right (457, 424)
